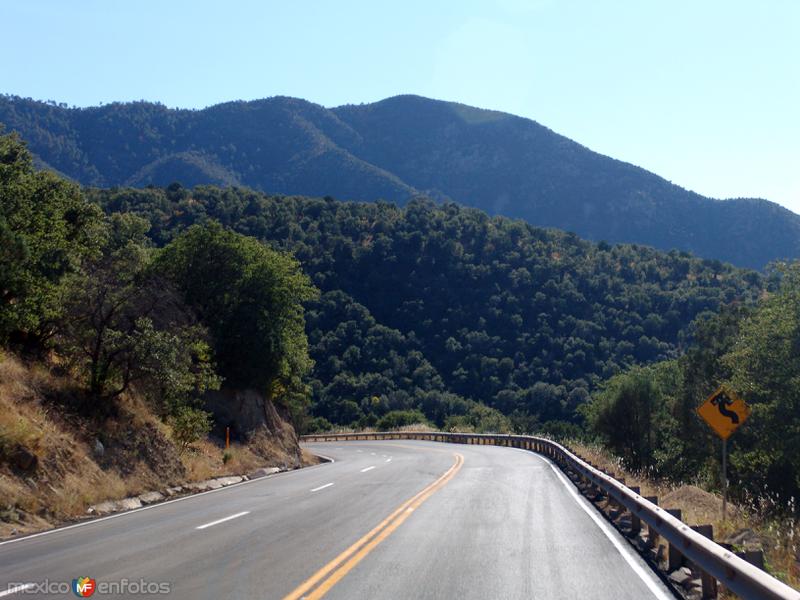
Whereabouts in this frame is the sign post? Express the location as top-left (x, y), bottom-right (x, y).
top-left (722, 437), bottom-right (727, 520)
top-left (697, 386), bottom-right (751, 522)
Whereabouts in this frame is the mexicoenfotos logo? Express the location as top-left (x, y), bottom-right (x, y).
top-left (72, 577), bottom-right (96, 597)
top-left (7, 577), bottom-right (171, 596)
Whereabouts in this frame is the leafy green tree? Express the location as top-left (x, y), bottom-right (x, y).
top-left (154, 222), bottom-right (318, 421)
top-left (58, 213), bottom-right (219, 409)
top-left (376, 409), bottom-right (429, 431)
top-left (444, 403), bottom-right (512, 433)
top-left (583, 365), bottom-right (674, 470)
top-left (0, 132), bottom-right (100, 343)
top-left (722, 263), bottom-right (800, 500)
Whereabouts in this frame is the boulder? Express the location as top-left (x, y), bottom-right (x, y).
top-left (89, 500), bottom-right (117, 515)
top-left (137, 491), bottom-right (165, 505)
top-left (668, 567), bottom-right (692, 587)
top-left (8, 444), bottom-right (37, 472)
top-left (164, 486), bottom-right (184, 497)
top-left (248, 467), bottom-right (281, 480)
top-left (93, 439), bottom-right (105, 458)
top-left (213, 476), bottom-right (243, 487)
top-left (115, 497), bottom-right (143, 511)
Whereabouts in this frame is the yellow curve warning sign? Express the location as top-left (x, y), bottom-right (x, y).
top-left (697, 386), bottom-right (751, 440)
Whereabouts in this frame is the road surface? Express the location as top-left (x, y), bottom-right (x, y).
top-left (0, 440), bottom-right (674, 599)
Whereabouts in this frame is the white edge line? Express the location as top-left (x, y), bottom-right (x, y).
top-left (385, 458), bottom-right (392, 462)
top-left (0, 584), bottom-right (34, 597)
top-left (196, 511), bottom-right (250, 530)
top-left (310, 483), bottom-right (334, 492)
top-left (511, 448), bottom-right (673, 600)
top-left (0, 453), bottom-right (335, 548)
top-left (360, 465), bottom-right (376, 473)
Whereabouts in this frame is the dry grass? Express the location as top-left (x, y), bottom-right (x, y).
top-left (314, 422), bottom-right (438, 435)
top-left (0, 353), bottom-right (139, 536)
top-left (566, 439), bottom-right (799, 589)
top-left (395, 422), bottom-right (439, 433)
top-left (0, 352), bottom-right (308, 540)
top-left (181, 437), bottom-right (264, 482)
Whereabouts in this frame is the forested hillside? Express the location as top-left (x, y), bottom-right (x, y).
top-left (90, 184), bottom-right (764, 433)
top-left (2, 94), bottom-right (799, 269)
top-left (0, 131), bottom-right (314, 465)
top-left (586, 262), bottom-right (800, 506)
top-left (1, 131), bottom-right (323, 533)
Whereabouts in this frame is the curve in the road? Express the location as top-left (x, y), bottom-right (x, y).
top-left (0, 440), bottom-right (675, 600)
top-left (284, 452), bottom-right (463, 600)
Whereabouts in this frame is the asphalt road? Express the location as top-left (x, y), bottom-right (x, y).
top-left (0, 440), bottom-right (675, 599)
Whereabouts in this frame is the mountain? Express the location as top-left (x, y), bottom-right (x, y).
top-left (2, 93), bottom-right (798, 269)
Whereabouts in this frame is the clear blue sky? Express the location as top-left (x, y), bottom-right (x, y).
top-left (3, 0), bottom-right (798, 212)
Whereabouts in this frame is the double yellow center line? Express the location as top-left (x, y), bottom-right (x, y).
top-left (283, 452), bottom-right (464, 600)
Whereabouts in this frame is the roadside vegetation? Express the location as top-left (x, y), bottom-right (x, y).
top-left (0, 132), bottom-right (316, 535)
top-left (582, 264), bottom-right (800, 507)
top-left (88, 183), bottom-right (761, 436)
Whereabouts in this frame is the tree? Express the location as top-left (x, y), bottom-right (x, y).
top-left (376, 410), bottom-right (428, 431)
top-left (154, 222), bottom-right (318, 421)
top-left (58, 213), bottom-right (219, 410)
top-left (722, 263), bottom-right (800, 500)
top-left (584, 366), bottom-right (668, 470)
top-left (0, 132), bottom-right (100, 344)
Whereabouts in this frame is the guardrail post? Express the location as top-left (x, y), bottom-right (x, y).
top-left (644, 496), bottom-right (659, 548)
top-left (738, 549), bottom-right (765, 571)
top-left (608, 477), bottom-right (625, 516)
top-left (628, 486), bottom-right (641, 537)
top-left (691, 525), bottom-right (717, 598)
top-left (666, 508), bottom-right (684, 572)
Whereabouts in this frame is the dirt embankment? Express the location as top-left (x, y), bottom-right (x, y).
top-left (0, 352), bottom-right (310, 539)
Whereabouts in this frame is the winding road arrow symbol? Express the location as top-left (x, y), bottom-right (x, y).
top-left (711, 394), bottom-right (739, 424)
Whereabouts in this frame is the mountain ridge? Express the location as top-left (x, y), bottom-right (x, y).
top-left (1, 92), bottom-right (798, 269)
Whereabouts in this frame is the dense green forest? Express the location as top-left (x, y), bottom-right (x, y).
top-left (0, 133), bottom-right (315, 443)
top-left (88, 183), bottom-right (763, 435)
top-left (585, 264), bottom-right (800, 505)
top-left (3, 94), bottom-right (800, 269)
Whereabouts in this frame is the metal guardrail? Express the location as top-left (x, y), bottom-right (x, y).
top-left (300, 431), bottom-right (800, 600)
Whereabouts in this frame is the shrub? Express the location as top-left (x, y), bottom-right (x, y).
top-left (170, 407), bottom-right (212, 455)
top-left (301, 416), bottom-right (333, 434)
top-left (376, 410), bottom-right (428, 431)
